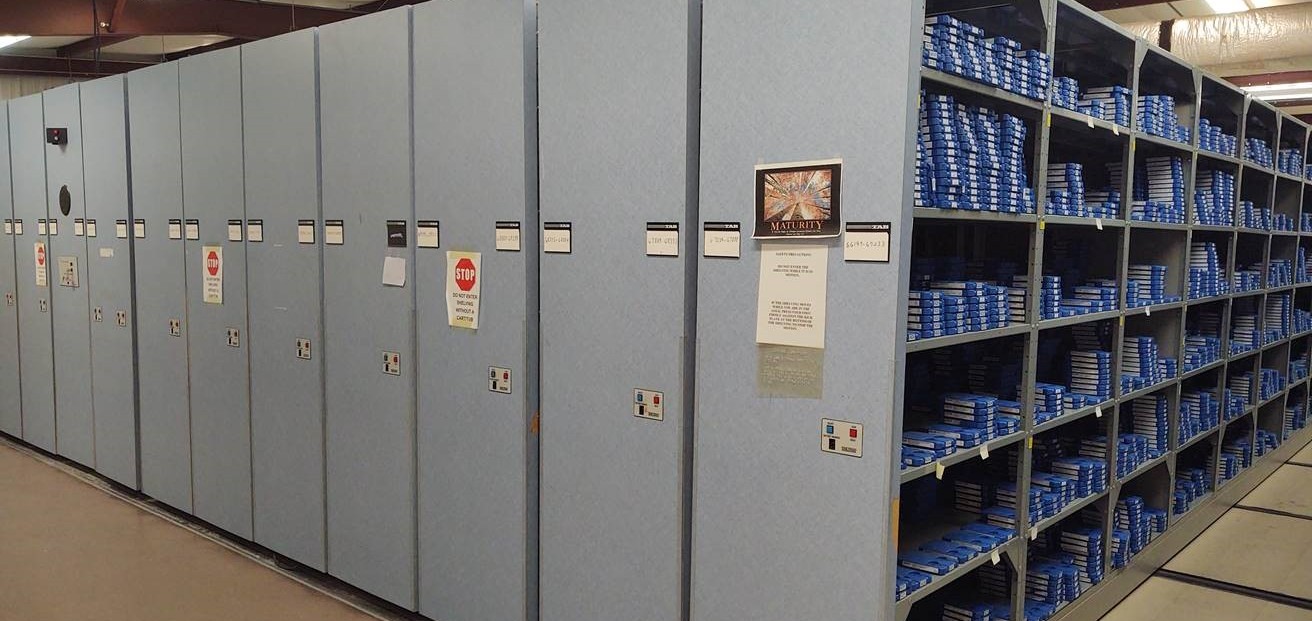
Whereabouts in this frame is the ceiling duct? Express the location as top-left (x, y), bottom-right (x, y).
top-left (1124, 3), bottom-right (1312, 67)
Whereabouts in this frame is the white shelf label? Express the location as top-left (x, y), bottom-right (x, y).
top-left (645, 223), bottom-right (679, 257)
top-left (703, 222), bottom-right (741, 258)
top-left (843, 223), bottom-right (891, 262)
top-left (495, 221), bottom-right (521, 251)
top-left (543, 222), bottom-right (571, 254)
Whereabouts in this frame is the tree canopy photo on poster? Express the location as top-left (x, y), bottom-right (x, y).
top-left (753, 159), bottom-right (842, 239)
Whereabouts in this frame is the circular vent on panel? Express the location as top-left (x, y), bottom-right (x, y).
top-left (59, 185), bottom-right (71, 216)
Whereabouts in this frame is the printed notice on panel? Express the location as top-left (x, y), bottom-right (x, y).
top-left (34, 242), bottom-right (47, 287)
top-left (446, 251), bottom-right (482, 330)
top-left (202, 245), bottom-right (223, 304)
top-left (755, 243), bottom-right (828, 349)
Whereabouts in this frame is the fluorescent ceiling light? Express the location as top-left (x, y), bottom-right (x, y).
top-left (1204, 0), bottom-right (1252, 14)
top-left (0, 35), bottom-right (30, 50)
top-left (1245, 82), bottom-right (1312, 102)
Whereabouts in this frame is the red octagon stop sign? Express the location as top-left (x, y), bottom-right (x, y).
top-left (206, 250), bottom-right (220, 276)
top-left (454, 257), bottom-right (476, 292)
top-left (36, 245), bottom-right (45, 267)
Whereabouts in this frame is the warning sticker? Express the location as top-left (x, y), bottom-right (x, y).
top-left (202, 245), bottom-right (223, 304)
top-left (446, 250), bottom-right (481, 330)
top-left (34, 242), bottom-right (47, 287)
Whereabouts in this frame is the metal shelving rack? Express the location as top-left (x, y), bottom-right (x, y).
top-left (895, 1), bottom-right (1312, 620)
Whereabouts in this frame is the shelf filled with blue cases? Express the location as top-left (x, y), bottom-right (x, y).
top-left (897, 1), bottom-right (1312, 620)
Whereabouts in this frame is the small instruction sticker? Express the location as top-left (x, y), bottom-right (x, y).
top-left (645, 222), bottom-right (679, 257)
top-left (843, 222), bottom-right (891, 262)
top-left (297, 219), bottom-right (316, 244)
top-left (703, 222), bottom-right (740, 258)
top-left (495, 221), bottom-right (521, 252)
top-left (247, 219), bottom-right (264, 243)
top-left (417, 220), bottom-right (440, 249)
top-left (543, 222), bottom-right (571, 254)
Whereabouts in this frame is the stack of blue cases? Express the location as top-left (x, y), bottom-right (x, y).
top-left (1193, 169), bottom-right (1234, 226)
top-left (1060, 527), bottom-right (1104, 586)
top-left (1188, 241), bottom-right (1226, 299)
top-left (1245, 136), bottom-right (1274, 168)
top-left (1068, 350), bottom-right (1112, 401)
top-left (1051, 457), bottom-right (1106, 497)
top-left (1034, 383), bottom-right (1065, 424)
top-left (1278, 148), bottom-right (1304, 176)
top-left (1045, 163), bottom-right (1086, 216)
top-left (1266, 293), bottom-right (1292, 341)
top-left (943, 393), bottom-right (999, 435)
top-left (921, 15), bottom-right (1050, 101)
top-left (1183, 335), bottom-right (1222, 371)
top-left (1130, 395), bottom-right (1169, 456)
top-left (1136, 95), bottom-right (1191, 143)
top-left (1051, 76), bottom-right (1080, 111)
top-left (1268, 259), bottom-right (1293, 288)
top-left (1180, 390), bottom-right (1220, 441)
top-left (896, 567), bottom-right (933, 601)
top-left (1127, 264), bottom-right (1171, 306)
top-left (1285, 402), bottom-right (1307, 438)
top-left (1121, 335), bottom-right (1162, 390)
top-left (1198, 118), bottom-right (1237, 156)
top-left (1131, 156), bottom-right (1186, 223)
top-left (919, 92), bottom-right (1036, 213)
top-left (1081, 86), bottom-right (1133, 127)
top-left (1032, 275), bottom-right (1062, 320)
top-left (1232, 267), bottom-right (1261, 293)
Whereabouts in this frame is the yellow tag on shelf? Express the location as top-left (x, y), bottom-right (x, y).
top-left (1026, 437), bottom-right (1034, 449)
top-left (935, 463), bottom-right (946, 480)
top-left (991, 550), bottom-right (1001, 564)
top-left (980, 444), bottom-right (990, 460)
top-left (1131, 138), bottom-right (1137, 152)
top-left (1120, 316), bottom-right (1125, 327)
top-left (1096, 404), bottom-right (1103, 418)
top-left (1039, 219), bottom-right (1046, 231)
top-left (1046, 113), bottom-right (1052, 128)
top-left (1029, 527), bottom-right (1038, 540)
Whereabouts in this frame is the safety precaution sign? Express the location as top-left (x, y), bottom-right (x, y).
top-left (34, 242), bottom-right (47, 287)
top-left (446, 250), bottom-right (481, 330)
top-left (202, 245), bottom-right (223, 304)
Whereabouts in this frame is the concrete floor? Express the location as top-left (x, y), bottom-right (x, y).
top-left (0, 441), bottom-right (382, 621)
top-left (1102, 459), bottom-right (1312, 620)
top-left (3, 433), bottom-right (1311, 620)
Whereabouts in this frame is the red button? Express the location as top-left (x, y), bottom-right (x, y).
top-left (503, 372), bottom-right (509, 380)
top-left (653, 395), bottom-right (661, 405)
top-left (849, 428), bottom-right (858, 438)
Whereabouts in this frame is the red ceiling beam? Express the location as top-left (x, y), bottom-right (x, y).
top-left (56, 35), bottom-right (138, 58)
top-left (108, 0), bottom-right (132, 32)
top-left (1, 0), bottom-right (365, 38)
top-left (0, 54), bottom-right (152, 78)
top-left (1227, 71), bottom-right (1312, 88)
top-left (164, 37), bottom-right (243, 61)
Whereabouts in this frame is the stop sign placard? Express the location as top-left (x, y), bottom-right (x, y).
top-left (207, 250), bottom-right (220, 276)
top-left (36, 245), bottom-right (45, 266)
top-left (455, 257), bottom-right (477, 292)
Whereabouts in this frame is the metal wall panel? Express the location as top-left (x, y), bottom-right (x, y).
top-left (690, 2), bottom-right (919, 619)
top-left (412, 1), bottom-right (537, 619)
top-left (8, 94), bottom-right (55, 453)
top-left (179, 48), bottom-right (252, 539)
top-left (43, 84), bottom-right (96, 468)
top-left (318, 8), bottom-right (416, 608)
top-left (537, 1), bottom-right (693, 619)
top-left (0, 102), bottom-right (22, 437)
top-left (127, 62), bottom-right (192, 512)
top-left (80, 75), bottom-right (138, 489)
top-left (242, 28), bottom-right (326, 570)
